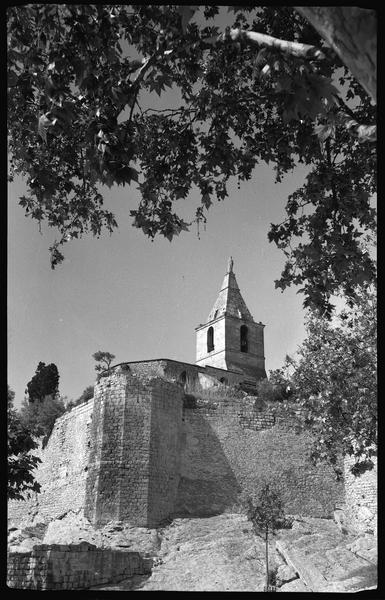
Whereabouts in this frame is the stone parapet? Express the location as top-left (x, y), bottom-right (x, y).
top-left (7, 542), bottom-right (150, 590)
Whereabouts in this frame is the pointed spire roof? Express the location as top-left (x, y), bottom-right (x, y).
top-left (207, 257), bottom-right (254, 322)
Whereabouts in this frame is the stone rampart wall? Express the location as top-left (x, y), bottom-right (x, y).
top-left (8, 370), bottom-right (375, 532)
top-left (84, 369), bottom-right (153, 526)
top-left (344, 455), bottom-right (377, 534)
top-left (7, 542), bottom-right (151, 590)
top-left (84, 369), bottom-right (184, 527)
top-left (176, 396), bottom-right (344, 518)
top-left (147, 382), bottom-right (183, 526)
top-left (8, 400), bottom-right (94, 527)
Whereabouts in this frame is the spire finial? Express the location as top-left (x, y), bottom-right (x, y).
top-left (227, 256), bottom-right (234, 273)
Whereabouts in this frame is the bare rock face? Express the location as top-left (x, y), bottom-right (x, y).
top-left (99, 522), bottom-right (161, 556)
top-left (8, 512), bottom-right (377, 593)
top-left (8, 522), bottom-right (48, 553)
top-left (130, 514), bottom-right (268, 591)
top-left (8, 532), bottom-right (42, 553)
top-left (276, 563), bottom-right (298, 586)
top-left (40, 512), bottom-right (161, 557)
top-left (43, 511), bottom-right (104, 547)
top-left (279, 578), bottom-right (309, 592)
top-left (275, 516), bottom-right (377, 592)
top-left (346, 534), bottom-right (377, 564)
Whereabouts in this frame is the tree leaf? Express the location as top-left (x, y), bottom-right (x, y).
top-left (177, 6), bottom-right (199, 33)
top-left (8, 70), bottom-right (19, 87)
top-left (314, 122), bottom-right (335, 142)
top-left (38, 114), bottom-right (54, 142)
top-left (202, 193), bottom-right (212, 209)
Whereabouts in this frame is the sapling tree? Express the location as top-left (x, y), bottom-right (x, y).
top-left (246, 483), bottom-right (286, 592)
top-left (67, 385), bottom-right (94, 411)
top-left (92, 351), bottom-right (116, 375)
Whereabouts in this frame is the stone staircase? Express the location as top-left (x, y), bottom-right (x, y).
top-left (275, 517), bottom-right (377, 592)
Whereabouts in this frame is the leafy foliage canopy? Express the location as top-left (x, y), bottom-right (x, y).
top-left (8, 386), bottom-right (41, 500)
top-left (20, 395), bottom-right (66, 446)
top-left (66, 385), bottom-right (94, 411)
top-left (8, 5), bottom-right (376, 313)
top-left (271, 285), bottom-right (377, 476)
top-left (26, 361), bottom-right (60, 403)
top-left (246, 483), bottom-right (286, 535)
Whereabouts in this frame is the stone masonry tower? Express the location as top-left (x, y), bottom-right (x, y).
top-left (195, 258), bottom-right (266, 381)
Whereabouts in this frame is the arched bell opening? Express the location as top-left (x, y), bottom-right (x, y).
top-left (240, 325), bottom-right (248, 353)
top-left (207, 326), bottom-right (214, 353)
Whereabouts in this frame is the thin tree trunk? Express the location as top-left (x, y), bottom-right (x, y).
top-left (295, 7), bottom-right (377, 103)
top-left (265, 528), bottom-right (269, 590)
top-left (269, 534), bottom-right (276, 585)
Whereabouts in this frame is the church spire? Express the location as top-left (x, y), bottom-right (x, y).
top-left (195, 257), bottom-right (266, 380)
top-left (206, 258), bottom-right (254, 323)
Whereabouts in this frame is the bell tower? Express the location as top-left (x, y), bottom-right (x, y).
top-left (195, 257), bottom-right (266, 381)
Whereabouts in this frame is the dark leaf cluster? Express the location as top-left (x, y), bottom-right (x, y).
top-left (26, 361), bottom-right (59, 403)
top-left (7, 386), bottom-right (41, 500)
top-left (245, 483), bottom-right (286, 535)
top-left (92, 350), bottom-right (116, 374)
top-left (20, 395), bottom-right (66, 447)
top-left (7, 5), bottom-right (376, 313)
top-left (271, 286), bottom-right (377, 476)
top-left (66, 385), bottom-right (94, 411)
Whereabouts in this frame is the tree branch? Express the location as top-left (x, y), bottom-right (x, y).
top-left (333, 95), bottom-right (376, 142)
top-left (126, 47), bottom-right (175, 121)
top-left (295, 7), bottom-right (376, 102)
top-left (333, 94), bottom-right (356, 120)
top-left (131, 48), bottom-right (174, 87)
top-left (337, 112), bottom-right (376, 142)
top-left (220, 27), bottom-right (333, 60)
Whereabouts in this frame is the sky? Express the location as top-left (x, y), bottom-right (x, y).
top-left (8, 162), bottom-right (311, 408)
top-left (8, 6), bottom-right (313, 408)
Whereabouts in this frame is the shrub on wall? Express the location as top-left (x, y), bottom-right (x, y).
top-left (20, 396), bottom-right (66, 447)
top-left (255, 373), bottom-right (293, 404)
top-left (65, 386), bottom-right (94, 412)
top-left (184, 383), bottom-right (245, 409)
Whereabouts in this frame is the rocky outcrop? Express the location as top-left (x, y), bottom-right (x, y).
top-left (8, 513), bottom-right (377, 592)
top-left (276, 516), bottom-right (377, 592)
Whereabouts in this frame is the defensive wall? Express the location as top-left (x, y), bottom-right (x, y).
top-left (7, 542), bottom-right (151, 590)
top-left (8, 362), bottom-right (376, 534)
top-left (8, 400), bottom-right (94, 527)
top-left (343, 455), bottom-right (377, 534)
top-left (119, 358), bottom-right (253, 389)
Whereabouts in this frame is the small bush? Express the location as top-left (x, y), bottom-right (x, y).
top-left (66, 385), bottom-right (94, 412)
top-left (256, 376), bottom-right (292, 404)
top-left (188, 383), bottom-right (245, 403)
top-left (20, 396), bottom-right (66, 447)
top-left (8, 386), bottom-right (41, 500)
